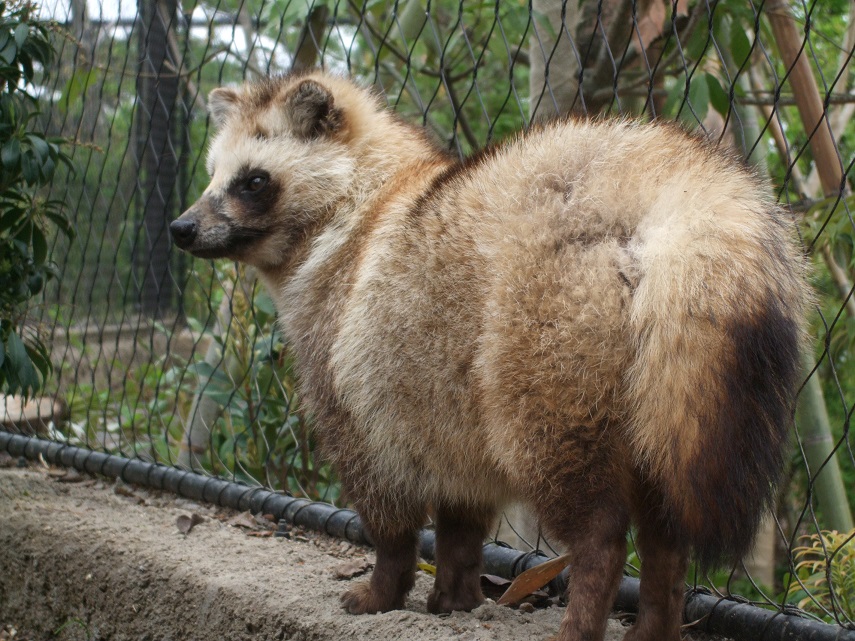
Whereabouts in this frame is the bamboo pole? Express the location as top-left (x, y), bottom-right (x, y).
top-left (766, 1), bottom-right (845, 194)
top-left (796, 354), bottom-right (855, 531)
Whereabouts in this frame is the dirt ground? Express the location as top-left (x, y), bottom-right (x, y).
top-left (0, 465), bottom-right (727, 641)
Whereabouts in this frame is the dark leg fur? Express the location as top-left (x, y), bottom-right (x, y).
top-left (341, 527), bottom-right (419, 614)
top-left (427, 504), bottom-right (495, 614)
top-left (523, 420), bottom-right (634, 641)
top-left (539, 486), bottom-right (629, 641)
top-left (624, 525), bottom-right (688, 641)
top-left (543, 499), bottom-right (629, 641)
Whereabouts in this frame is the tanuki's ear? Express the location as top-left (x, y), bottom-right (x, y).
top-left (208, 87), bottom-right (240, 128)
top-left (285, 79), bottom-right (343, 139)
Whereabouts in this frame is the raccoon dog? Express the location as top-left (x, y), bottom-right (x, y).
top-left (171, 72), bottom-right (808, 641)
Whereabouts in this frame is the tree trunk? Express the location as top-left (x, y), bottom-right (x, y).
top-left (528, 0), bottom-right (583, 121)
top-left (134, 0), bottom-right (181, 318)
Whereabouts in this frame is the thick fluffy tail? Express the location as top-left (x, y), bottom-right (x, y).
top-left (626, 190), bottom-right (807, 569)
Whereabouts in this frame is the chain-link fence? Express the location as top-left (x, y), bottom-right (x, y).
top-left (2, 0), bottom-right (855, 635)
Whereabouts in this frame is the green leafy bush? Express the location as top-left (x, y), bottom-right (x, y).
top-left (0, 0), bottom-right (71, 396)
top-left (185, 265), bottom-right (337, 501)
top-left (788, 529), bottom-right (855, 621)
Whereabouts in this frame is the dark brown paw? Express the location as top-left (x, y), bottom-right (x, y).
top-left (622, 624), bottom-right (681, 641)
top-left (426, 586), bottom-right (485, 614)
top-left (341, 582), bottom-right (404, 615)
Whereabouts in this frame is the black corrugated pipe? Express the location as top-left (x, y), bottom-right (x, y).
top-left (0, 432), bottom-right (367, 545)
top-left (3, 431), bottom-right (854, 641)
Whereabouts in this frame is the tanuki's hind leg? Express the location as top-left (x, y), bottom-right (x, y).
top-left (427, 503), bottom-right (496, 614)
top-left (544, 497), bottom-right (630, 641)
top-left (623, 521), bottom-right (688, 641)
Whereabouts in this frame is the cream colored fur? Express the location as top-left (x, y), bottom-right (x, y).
top-left (196, 71), bottom-right (807, 526)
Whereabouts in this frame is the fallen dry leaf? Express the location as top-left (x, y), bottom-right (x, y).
top-left (480, 574), bottom-right (512, 600)
top-left (57, 469), bottom-right (85, 483)
top-left (333, 559), bottom-right (371, 580)
top-left (246, 530), bottom-right (274, 538)
top-left (48, 468), bottom-right (84, 483)
top-left (113, 478), bottom-right (138, 497)
top-left (417, 561), bottom-right (436, 576)
top-left (496, 552), bottom-right (571, 606)
top-left (176, 513), bottom-right (205, 535)
top-left (227, 511), bottom-right (258, 529)
top-left (253, 512), bottom-right (276, 529)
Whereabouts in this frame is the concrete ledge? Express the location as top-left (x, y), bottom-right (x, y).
top-left (0, 468), bottom-right (743, 641)
top-left (0, 468), bottom-right (580, 641)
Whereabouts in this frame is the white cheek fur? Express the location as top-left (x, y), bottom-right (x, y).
top-left (206, 130), bottom-right (356, 216)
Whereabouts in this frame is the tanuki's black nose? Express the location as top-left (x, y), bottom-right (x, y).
top-left (170, 218), bottom-right (197, 248)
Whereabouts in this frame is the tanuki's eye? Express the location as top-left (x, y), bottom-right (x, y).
top-left (244, 173), bottom-right (268, 193)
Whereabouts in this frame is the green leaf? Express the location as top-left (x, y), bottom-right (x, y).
top-left (186, 360), bottom-right (217, 378)
top-left (0, 336), bottom-right (5, 369)
top-left (21, 151), bottom-right (38, 184)
top-left (255, 291), bottom-right (277, 317)
top-left (261, 0), bottom-right (327, 29)
top-left (31, 224), bottom-right (46, 265)
top-left (686, 74), bottom-right (710, 125)
top-left (25, 340), bottom-right (50, 379)
top-left (0, 205), bottom-right (25, 232)
top-left (44, 209), bottom-right (73, 237)
top-left (13, 23), bottom-right (27, 48)
top-left (6, 330), bottom-right (28, 373)
top-left (13, 218), bottom-right (30, 245)
top-left (0, 39), bottom-right (15, 64)
top-left (686, 17), bottom-right (711, 61)
top-left (201, 387), bottom-right (236, 407)
top-left (663, 77), bottom-right (687, 118)
top-left (730, 24), bottom-right (752, 68)
top-left (21, 30), bottom-right (51, 63)
top-left (1, 137), bottom-right (20, 170)
top-left (26, 133), bottom-right (49, 162)
top-left (18, 49), bottom-right (33, 81)
top-left (40, 154), bottom-right (55, 180)
top-left (705, 73), bottom-right (730, 117)
top-left (59, 67), bottom-right (96, 114)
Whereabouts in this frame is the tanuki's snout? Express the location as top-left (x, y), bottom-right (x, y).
top-left (170, 216), bottom-right (198, 249)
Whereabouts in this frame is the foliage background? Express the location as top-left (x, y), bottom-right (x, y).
top-left (0, 0), bottom-right (72, 397)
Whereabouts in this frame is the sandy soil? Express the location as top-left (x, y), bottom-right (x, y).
top-left (0, 465), bottom-right (726, 641)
